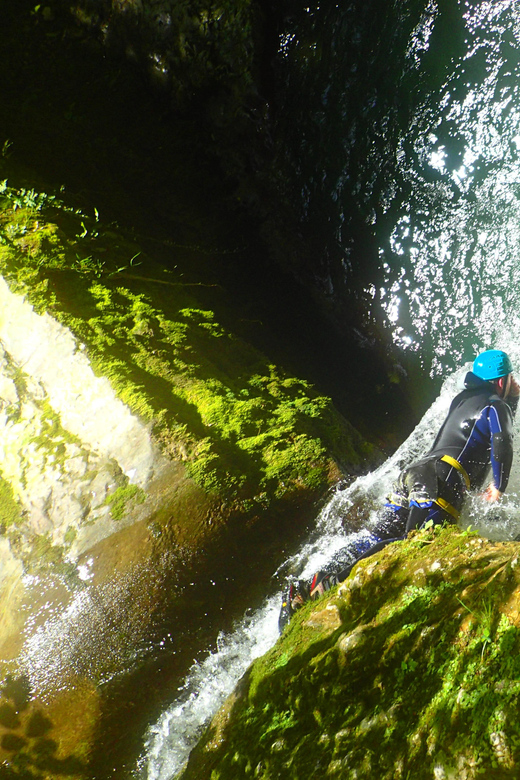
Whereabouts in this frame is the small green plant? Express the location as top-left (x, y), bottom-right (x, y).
top-left (73, 253), bottom-right (104, 277)
top-left (475, 597), bottom-right (496, 660)
top-left (104, 483), bottom-right (146, 521)
top-left (259, 709), bottom-right (297, 743)
top-left (1, 140), bottom-right (12, 158)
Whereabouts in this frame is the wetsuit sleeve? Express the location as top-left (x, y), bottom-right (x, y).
top-left (489, 401), bottom-right (514, 493)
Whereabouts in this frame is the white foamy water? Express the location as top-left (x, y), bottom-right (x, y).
top-left (140, 597), bottom-right (281, 780)
top-left (139, 354), bottom-right (520, 780)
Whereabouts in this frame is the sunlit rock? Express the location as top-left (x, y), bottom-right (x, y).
top-left (0, 280), bottom-right (171, 572)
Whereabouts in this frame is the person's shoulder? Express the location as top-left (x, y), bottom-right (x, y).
top-left (489, 395), bottom-right (515, 419)
top-left (460, 372), bottom-right (492, 403)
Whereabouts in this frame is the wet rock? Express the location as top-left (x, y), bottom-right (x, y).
top-left (304, 603), bottom-right (342, 631)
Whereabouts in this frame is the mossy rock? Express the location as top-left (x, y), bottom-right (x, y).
top-left (0, 179), bottom-right (382, 776)
top-left (0, 179), bottom-right (377, 521)
top-left (180, 525), bottom-right (520, 779)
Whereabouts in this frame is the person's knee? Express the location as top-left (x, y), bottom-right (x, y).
top-left (405, 504), bottom-right (430, 533)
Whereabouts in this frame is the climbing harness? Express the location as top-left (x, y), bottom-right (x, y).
top-left (434, 495), bottom-right (460, 521)
top-left (440, 454), bottom-right (471, 490)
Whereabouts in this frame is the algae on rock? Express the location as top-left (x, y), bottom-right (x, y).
top-left (179, 525), bottom-right (520, 780)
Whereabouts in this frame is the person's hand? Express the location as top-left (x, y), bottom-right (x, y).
top-left (482, 484), bottom-right (502, 502)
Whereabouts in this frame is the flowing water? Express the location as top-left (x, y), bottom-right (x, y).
top-left (274, 0), bottom-right (520, 378)
top-left (137, 1), bottom-right (520, 776)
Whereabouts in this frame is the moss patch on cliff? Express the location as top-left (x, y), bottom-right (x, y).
top-left (0, 179), bottom-right (375, 515)
top-left (181, 525), bottom-right (520, 779)
top-left (0, 477), bottom-right (24, 530)
top-left (104, 482), bottom-right (147, 522)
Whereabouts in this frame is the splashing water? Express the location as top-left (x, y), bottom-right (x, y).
top-left (139, 354), bottom-right (520, 779)
top-left (140, 598), bottom-right (280, 780)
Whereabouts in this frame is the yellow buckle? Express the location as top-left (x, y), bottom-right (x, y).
top-left (435, 496), bottom-right (460, 520)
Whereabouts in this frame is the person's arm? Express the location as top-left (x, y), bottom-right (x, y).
top-left (485, 400), bottom-right (515, 499)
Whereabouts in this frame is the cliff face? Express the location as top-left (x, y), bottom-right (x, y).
top-left (180, 525), bottom-right (520, 780)
top-left (0, 180), bottom-right (375, 553)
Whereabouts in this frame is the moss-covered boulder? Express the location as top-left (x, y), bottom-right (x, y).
top-left (180, 525), bottom-right (520, 779)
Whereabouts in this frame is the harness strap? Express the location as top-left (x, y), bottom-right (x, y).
top-left (440, 454), bottom-right (471, 491)
top-left (434, 496), bottom-right (460, 520)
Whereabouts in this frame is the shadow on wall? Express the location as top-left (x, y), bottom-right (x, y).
top-left (0, 674), bottom-right (89, 778)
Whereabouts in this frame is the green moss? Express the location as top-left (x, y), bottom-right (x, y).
top-left (28, 399), bottom-right (85, 466)
top-left (20, 532), bottom-right (77, 578)
top-left (0, 180), bottom-right (373, 514)
top-left (0, 476), bottom-right (24, 529)
top-left (104, 483), bottom-right (146, 522)
top-left (63, 525), bottom-right (77, 546)
top-left (180, 527), bottom-right (520, 779)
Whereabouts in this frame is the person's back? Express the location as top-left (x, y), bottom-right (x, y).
top-left (428, 371), bottom-right (518, 493)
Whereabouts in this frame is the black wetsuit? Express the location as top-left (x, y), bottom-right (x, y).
top-left (335, 371), bottom-right (517, 580)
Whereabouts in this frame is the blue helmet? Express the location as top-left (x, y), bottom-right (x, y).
top-left (473, 349), bottom-right (513, 381)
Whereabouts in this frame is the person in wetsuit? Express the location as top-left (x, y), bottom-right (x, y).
top-left (279, 349), bottom-right (519, 629)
